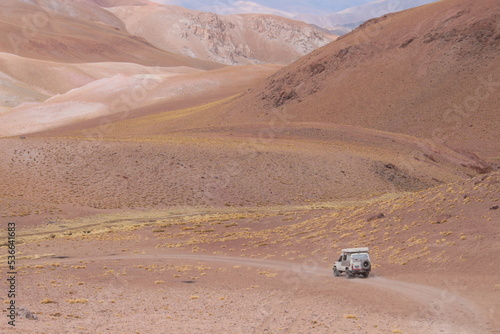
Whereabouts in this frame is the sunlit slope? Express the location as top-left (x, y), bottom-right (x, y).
top-left (0, 0), bottom-right (222, 69)
top-left (197, 0), bottom-right (499, 157)
top-left (0, 52), bottom-right (204, 108)
top-left (108, 5), bottom-right (336, 65)
top-left (0, 64), bottom-right (280, 137)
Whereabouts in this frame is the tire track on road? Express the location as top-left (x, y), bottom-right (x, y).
top-left (31, 252), bottom-right (489, 333)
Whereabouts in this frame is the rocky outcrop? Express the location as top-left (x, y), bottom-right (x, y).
top-left (109, 6), bottom-right (336, 65)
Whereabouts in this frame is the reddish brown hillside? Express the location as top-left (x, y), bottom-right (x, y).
top-left (0, 0), bottom-right (221, 69)
top-left (212, 0), bottom-right (499, 158)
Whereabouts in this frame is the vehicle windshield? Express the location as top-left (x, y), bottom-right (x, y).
top-left (351, 253), bottom-right (369, 262)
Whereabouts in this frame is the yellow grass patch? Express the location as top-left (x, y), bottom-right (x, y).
top-left (40, 298), bottom-right (56, 304)
top-left (66, 299), bottom-right (89, 304)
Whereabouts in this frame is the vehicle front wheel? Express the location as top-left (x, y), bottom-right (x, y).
top-left (333, 267), bottom-right (340, 277)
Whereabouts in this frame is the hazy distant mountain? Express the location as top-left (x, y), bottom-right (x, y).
top-left (295, 0), bottom-right (440, 32)
top-left (194, 1), bottom-right (296, 17)
top-left (153, 0), bottom-right (372, 15)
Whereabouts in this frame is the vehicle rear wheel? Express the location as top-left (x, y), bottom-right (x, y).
top-left (362, 272), bottom-right (369, 278)
top-left (333, 267), bottom-right (340, 277)
top-left (346, 270), bottom-right (353, 279)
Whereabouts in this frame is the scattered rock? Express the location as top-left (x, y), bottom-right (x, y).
top-left (309, 63), bottom-right (326, 75)
top-left (490, 205), bottom-right (498, 210)
top-left (16, 307), bottom-right (37, 320)
top-left (374, 162), bottom-right (428, 191)
top-left (367, 213), bottom-right (385, 222)
top-left (400, 37), bottom-right (416, 48)
top-left (433, 214), bottom-right (452, 224)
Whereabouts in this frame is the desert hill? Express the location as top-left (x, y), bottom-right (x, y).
top-left (7, 0), bottom-right (495, 218)
top-left (0, 63), bottom-right (279, 136)
top-left (0, 52), bottom-right (208, 107)
top-left (0, 0), bottom-right (220, 69)
top-left (196, 0), bottom-right (499, 158)
top-left (1, 0), bottom-right (312, 136)
top-left (0, 0), bottom-right (336, 66)
top-left (108, 5), bottom-right (336, 65)
top-left (0, 0), bottom-right (339, 136)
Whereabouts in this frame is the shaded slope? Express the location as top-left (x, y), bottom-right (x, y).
top-left (0, 0), bottom-right (222, 69)
top-left (207, 0), bottom-right (499, 157)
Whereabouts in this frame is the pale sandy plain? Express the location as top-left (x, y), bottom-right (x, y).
top-left (0, 0), bottom-right (499, 333)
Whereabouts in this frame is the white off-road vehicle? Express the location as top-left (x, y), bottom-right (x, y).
top-left (333, 247), bottom-right (371, 278)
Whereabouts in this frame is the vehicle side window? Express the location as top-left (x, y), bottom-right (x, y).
top-left (343, 254), bottom-right (347, 261)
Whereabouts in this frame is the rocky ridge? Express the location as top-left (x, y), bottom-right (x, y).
top-left (108, 6), bottom-right (336, 65)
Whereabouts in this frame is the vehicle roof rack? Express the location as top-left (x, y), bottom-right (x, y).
top-left (341, 247), bottom-right (369, 253)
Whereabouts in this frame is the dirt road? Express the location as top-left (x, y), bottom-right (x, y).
top-left (28, 252), bottom-right (489, 333)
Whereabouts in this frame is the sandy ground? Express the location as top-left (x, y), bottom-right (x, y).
top-left (0, 171), bottom-right (498, 333)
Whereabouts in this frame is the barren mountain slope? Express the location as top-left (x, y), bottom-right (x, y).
top-left (0, 0), bottom-right (221, 69)
top-left (0, 52), bottom-right (206, 108)
top-left (108, 5), bottom-right (336, 65)
top-left (2, 115), bottom-right (490, 225)
top-left (0, 64), bottom-right (279, 137)
top-left (202, 0), bottom-right (499, 158)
